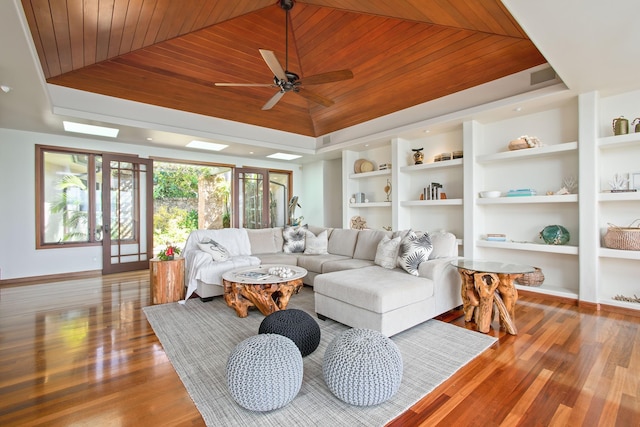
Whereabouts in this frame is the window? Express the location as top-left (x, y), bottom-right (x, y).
top-left (36, 146), bottom-right (102, 248)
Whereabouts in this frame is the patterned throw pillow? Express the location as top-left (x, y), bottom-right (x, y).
top-left (283, 225), bottom-right (307, 253)
top-left (374, 235), bottom-right (402, 269)
top-left (304, 230), bottom-right (328, 254)
top-left (197, 239), bottom-right (231, 261)
top-left (397, 230), bottom-right (433, 276)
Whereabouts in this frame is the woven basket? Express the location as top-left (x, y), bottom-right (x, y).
top-left (515, 267), bottom-right (545, 287)
top-left (603, 220), bottom-right (640, 251)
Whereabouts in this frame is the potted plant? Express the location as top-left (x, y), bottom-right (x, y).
top-left (157, 243), bottom-right (181, 261)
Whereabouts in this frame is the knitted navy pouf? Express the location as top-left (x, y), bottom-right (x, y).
top-left (322, 328), bottom-right (403, 406)
top-left (226, 334), bottom-right (303, 411)
top-left (259, 309), bottom-right (321, 357)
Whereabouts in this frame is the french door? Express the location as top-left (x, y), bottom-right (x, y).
top-left (102, 154), bottom-right (153, 274)
top-left (233, 168), bottom-right (270, 229)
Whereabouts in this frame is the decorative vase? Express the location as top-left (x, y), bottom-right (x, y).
top-left (412, 148), bottom-right (424, 165)
top-left (539, 225), bottom-right (570, 245)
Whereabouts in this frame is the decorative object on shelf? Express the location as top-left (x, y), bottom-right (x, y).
top-left (440, 192), bottom-right (447, 199)
top-left (411, 148), bottom-right (424, 165)
top-left (613, 294), bottom-right (640, 303)
top-left (609, 173), bottom-right (629, 191)
top-left (423, 182), bottom-right (443, 200)
top-left (384, 179), bottom-right (391, 202)
top-left (157, 243), bottom-right (181, 261)
top-left (354, 159), bottom-right (373, 173)
top-left (633, 118), bottom-right (640, 133)
top-left (508, 135), bottom-right (542, 150)
top-left (612, 116), bottom-right (629, 135)
top-left (539, 225), bottom-right (570, 245)
top-left (353, 192), bottom-right (365, 203)
top-left (507, 188), bottom-right (536, 197)
top-left (563, 176), bottom-right (577, 193)
top-left (350, 216), bottom-right (367, 230)
top-left (485, 233), bottom-right (506, 241)
top-left (479, 190), bottom-right (501, 198)
top-left (452, 150), bottom-right (463, 159)
top-left (382, 226), bottom-right (392, 231)
top-left (603, 220), bottom-right (640, 250)
top-left (551, 186), bottom-right (571, 195)
top-left (378, 163), bottom-right (391, 170)
top-left (515, 267), bottom-right (545, 287)
top-left (440, 152), bottom-right (452, 161)
top-left (433, 154), bottom-right (442, 162)
top-left (632, 173), bottom-right (640, 191)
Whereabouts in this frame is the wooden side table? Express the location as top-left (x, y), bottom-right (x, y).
top-left (149, 257), bottom-right (185, 304)
top-left (451, 259), bottom-right (534, 335)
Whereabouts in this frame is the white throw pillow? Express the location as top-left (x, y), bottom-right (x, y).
top-left (283, 224), bottom-right (307, 253)
top-left (304, 230), bottom-right (328, 254)
top-left (397, 230), bottom-right (433, 276)
top-left (429, 229), bottom-right (457, 259)
top-left (197, 239), bottom-right (230, 261)
top-left (374, 235), bottom-right (401, 269)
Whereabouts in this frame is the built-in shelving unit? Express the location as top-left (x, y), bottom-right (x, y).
top-left (338, 86), bottom-right (640, 313)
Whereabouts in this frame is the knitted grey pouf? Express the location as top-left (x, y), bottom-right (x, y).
top-left (259, 309), bottom-right (321, 357)
top-left (226, 334), bottom-right (303, 412)
top-left (322, 328), bottom-right (403, 406)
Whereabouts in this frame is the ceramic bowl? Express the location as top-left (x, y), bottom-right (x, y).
top-left (479, 190), bottom-right (501, 198)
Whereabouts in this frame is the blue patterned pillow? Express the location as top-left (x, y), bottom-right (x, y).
top-left (397, 230), bottom-right (433, 276)
top-left (283, 225), bottom-right (307, 253)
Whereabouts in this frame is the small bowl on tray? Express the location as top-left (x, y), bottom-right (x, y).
top-left (479, 190), bottom-right (501, 198)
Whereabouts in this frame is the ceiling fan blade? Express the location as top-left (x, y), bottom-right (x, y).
top-left (301, 69), bottom-right (353, 85)
top-left (295, 89), bottom-right (334, 107)
top-left (259, 49), bottom-right (287, 81)
top-left (262, 91), bottom-right (286, 110)
top-left (214, 83), bottom-right (274, 87)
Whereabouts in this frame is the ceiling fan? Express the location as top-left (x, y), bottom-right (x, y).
top-left (214, 0), bottom-right (353, 110)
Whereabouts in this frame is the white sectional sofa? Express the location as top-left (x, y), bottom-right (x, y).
top-left (182, 226), bottom-right (462, 336)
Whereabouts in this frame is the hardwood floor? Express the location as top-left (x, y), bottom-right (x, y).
top-left (0, 271), bottom-right (638, 426)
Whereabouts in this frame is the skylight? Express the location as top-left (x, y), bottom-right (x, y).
top-left (63, 121), bottom-right (119, 138)
top-left (267, 153), bottom-right (302, 160)
top-left (186, 140), bottom-right (228, 151)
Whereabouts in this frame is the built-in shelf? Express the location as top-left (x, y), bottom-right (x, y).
top-left (598, 191), bottom-right (640, 201)
top-left (599, 298), bottom-right (640, 311)
top-left (599, 247), bottom-right (640, 260)
top-left (598, 133), bottom-right (640, 149)
top-left (401, 199), bottom-right (463, 206)
top-left (349, 202), bottom-right (391, 208)
top-left (476, 240), bottom-right (579, 255)
top-left (400, 158), bottom-right (463, 172)
top-left (476, 141), bottom-right (578, 164)
top-left (515, 284), bottom-right (579, 299)
top-left (477, 194), bottom-right (578, 204)
top-left (349, 169), bottom-right (391, 179)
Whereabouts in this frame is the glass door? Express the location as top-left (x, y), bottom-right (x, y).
top-left (233, 168), bottom-right (269, 229)
top-left (102, 154), bottom-right (153, 274)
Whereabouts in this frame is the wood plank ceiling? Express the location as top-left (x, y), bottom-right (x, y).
top-left (21, 0), bottom-right (546, 137)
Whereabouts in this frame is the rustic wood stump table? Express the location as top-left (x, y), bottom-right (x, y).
top-left (222, 265), bottom-right (307, 317)
top-left (451, 260), bottom-right (534, 335)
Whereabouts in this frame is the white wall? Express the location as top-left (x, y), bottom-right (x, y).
top-left (299, 158), bottom-right (343, 228)
top-left (0, 128), bottom-right (302, 280)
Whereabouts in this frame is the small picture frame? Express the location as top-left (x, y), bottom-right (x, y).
top-left (633, 173), bottom-right (640, 190)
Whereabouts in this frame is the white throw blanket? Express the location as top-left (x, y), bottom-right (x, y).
top-left (181, 228), bottom-right (260, 303)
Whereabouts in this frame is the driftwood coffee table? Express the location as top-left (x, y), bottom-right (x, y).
top-left (451, 259), bottom-right (534, 335)
top-left (222, 265), bottom-right (307, 318)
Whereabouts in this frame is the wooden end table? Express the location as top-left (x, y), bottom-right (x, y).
top-left (149, 257), bottom-right (185, 304)
top-left (451, 259), bottom-right (534, 335)
top-left (222, 265), bottom-right (307, 317)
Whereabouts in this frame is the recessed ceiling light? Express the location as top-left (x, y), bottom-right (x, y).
top-left (249, 151), bottom-right (254, 155)
top-left (63, 121), bottom-right (119, 138)
top-left (267, 153), bottom-right (302, 160)
top-left (0, 85), bottom-right (11, 93)
top-left (513, 107), bottom-right (523, 112)
top-left (146, 137), bottom-right (153, 141)
top-left (186, 140), bottom-right (228, 151)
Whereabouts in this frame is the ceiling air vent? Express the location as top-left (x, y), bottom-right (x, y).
top-left (530, 67), bottom-right (557, 85)
top-left (322, 135), bottom-right (331, 146)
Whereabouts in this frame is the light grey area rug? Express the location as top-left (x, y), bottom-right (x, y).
top-left (143, 287), bottom-right (496, 427)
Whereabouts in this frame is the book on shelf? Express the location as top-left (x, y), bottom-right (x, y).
top-left (609, 189), bottom-right (637, 193)
top-left (507, 188), bottom-right (536, 197)
top-left (486, 233), bottom-right (507, 242)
